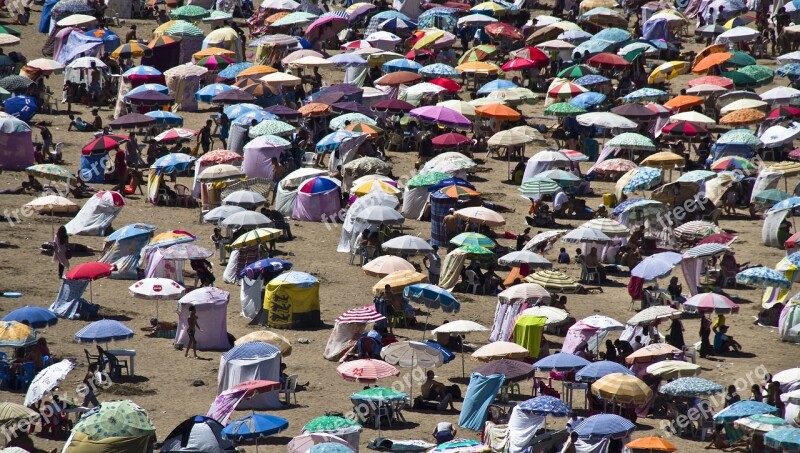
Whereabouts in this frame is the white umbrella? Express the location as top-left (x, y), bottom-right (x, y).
top-left (197, 164), bottom-right (243, 182)
top-left (24, 359), bottom-right (76, 406)
top-left (521, 306), bottom-right (569, 325)
top-left (220, 211), bottom-right (274, 229)
top-left (760, 124), bottom-right (800, 149)
top-left (498, 283), bottom-right (551, 303)
top-left (355, 205), bottom-right (404, 225)
top-left (626, 306), bottom-right (682, 326)
top-left (686, 84), bottom-right (728, 96)
top-left (669, 111), bottom-right (716, 125)
top-left (222, 190), bottom-right (267, 208)
top-left (24, 195), bottom-right (78, 235)
top-left (579, 218), bottom-right (630, 237)
top-left (382, 235), bottom-right (434, 254)
top-left (716, 26), bottom-right (759, 43)
top-left (582, 315), bottom-right (624, 330)
top-left (561, 227), bottom-right (612, 243)
top-left (56, 14), bottom-right (97, 27)
top-left (129, 277), bottom-right (186, 317)
top-left (576, 112), bottom-right (637, 129)
top-left (778, 51), bottom-right (800, 64)
top-left (719, 98), bottom-right (768, 114)
top-left (433, 320), bottom-right (489, 377)
top-left (536, 39), bottom-right (576, 52)
top-left (203, 205), bottom-right (245, 224)
top-left (457, 13), bottom-right (498, 25)
top-left (67, 57), bottom-right (107, 70)
top-left (498, 250), bottom-right (552, 268)
top-left (760, 87), bottom-right (800, 104)
top-left (380, 341), bottom-right (444, 397)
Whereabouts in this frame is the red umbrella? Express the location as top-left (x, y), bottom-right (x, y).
top-left (429, 77), bottom-right (461, 92)
top-left (511, 46), bottom-right (548, 66)
top-left (789, 148), bottom-right (800, 161)
top-left (661, 121), bottom-right (708, 137)
top-left (587, 52), bottom-right (631, 69)
top-left (768, 106), bottom-right (800, 120)
top-left (81, 135), bottom-right (128, 155)
top-left (405, 48), bottom-right (434, 60)
top-left (372, 98), bottom-right (414, 113)
top-left (65, 261), bottom-right (115, 280)
top-left (501, 58), bottom-right (539, 72)
top-left (484, 22), bottom-right (524, 41)
top-left (687, 76), bottom-right (734, 89)
top-left (432, 132), bottom-right (471, 148)
top-left (697, 233), bottom-right (737, 245)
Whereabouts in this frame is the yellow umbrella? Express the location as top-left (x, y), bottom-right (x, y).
top-left (591, 372), bottom-right (653, 404)
top-left (768, 161), bottom-right (800, 176)
top-left (456, 61), bottom-right (500, 74)
top-left (412, 29), bottom-right (445, 50)
top-left (640, 151), bottom-right (685, 169)
top-left (648, 61), bottom-right (688, 84)
top-left (353, 180), bottom-right (401, 197)
top-left (471, 341), bottom-right (529, 361)
top-left (646, 360), bottom-right (701, 379)
top-left (153, 20), bottom-right (176, 38)
top-left (192, 47), bottom-right (236, 61)
top-left (0, 321), bottom-right (35, 347)
top-left (372, 270), bottom-right (428, 294)
top-left (229, 228), bottom-right (282, 249)
top-left (471, 1), bottom-right (507, 14)
top-left (0, 402), bottom-right (37, 425)
top-left (235, 330), bottom-right (292, 356)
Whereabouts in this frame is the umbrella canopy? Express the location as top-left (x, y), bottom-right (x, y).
top-left (562, 227), bottom-right (612, 243)
top-left (525, 270), bottom-right (581, 292)
top-left (382, 235), bottom-right (434, 254)
top-left (574, 414), bottom-right (635, 440)
top-left (73, 400), bottom-right (155, 440)
top-left (454, 206), bottom-right (505, 227)
top-left (222, 414), bottom-right (288, 440)
top-left (82, 135), bottom-right (128, 154)
top-left (627, 306), bottom-right (682, 327)
top-left (0, 403), bottom-right (37, 426)
top-left (498, 251), bottom-right (552, 268)
top-left (404, 284), bottom-right (460, 312)
top-left (0, 322), bottom-right (36, 347)
top-left (646, 360), bottom-right (701, 379)
top-left (575, 361), bottom-right (634, 382)
top-left (766, 428), bottom-right (800, 451)
top-left (473, 359), bottom-right (533, 381)
top-left (715, 400), bottom-right (778, 422)
top-left (625, 343), bottom-right (680, 364)
top-left (659, 377), bottom-right (725, 398)
top-left (129, 278), bottom-right (185, 300)
top-left (65, 261), bottom-right (115, 280)
top-left (24, 359), bottom-right (75, 406)
top-left (472, 341), bottom-right (529, 361)
top-left (372, 270), bottom-right (428, 294)
top-left (734, 414), bottom-right (790, 433)
top-left (683, 293), bottom-right (739, 314)
top-left (3, 306), bottom-right (57, 329)
top-left (229, 228), bottom-right (282, 249)
top-left (335, 306), bottom-right (386, 324)
top-left (336, 359), bottom-right (399, 382)
top-left (381, 340), bottom-right (444, 368)
top-left (518, 396), bottom-right (572, 417)
top-left (362, 256), bottom-right (415, 277)
top-left (519, 178), bottom-right (562, 196)
top-left (625, 437), bottom-right (677, 452)
top-left (592, 373), bottom-right (652, 404)
top-left (533, 352), bottom-right (591, 372)
top-left (74, 319), bottom-right (134, 343)
top-left (737, 266), bottom-right (792, 288)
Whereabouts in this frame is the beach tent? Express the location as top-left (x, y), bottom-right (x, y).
top-left (513, 315), bottom-right (547, 358)
top-left (402, 184), bottom-right (429, 220)
top-left (176, 287), bottom-right (231, 351)
top-left (763, 207), bottom-right (793, 249)
top-left (275, 168), bottom-right (329, 216)
top-left (430, 191), bottom-right (458, 247)
top-left (522, 150), bottom-right (572, 182)
top-left (63, 431), bottom-right (153, 453)
top-left (141, 39), bottom-right (181, 72)
top-left (324, 321), bottom-right (369, 361)
top-left (0, 113), bottom-right (33, 170)
top-left (780, 301), bottom-right (800, 343)
top-left (242, 137), bottom-right (285, 180)
top-left (459, 372), bottom-right (505, 431)
top-left (202, 28), bottom-right (243, 62)
top-left (161, 416), bottom-right (237, 453)
top-left (79, 153), bottom-right (106, 183)
top-left (164, 63), bottom-right (208, 112)
top-left (99, 223), bottom-right (157, 279)
top-left (217, 342), bottom-right (281, 409)
top-left (55, 30), bottom-right (103, 65)
top-left (262, 271), bottom-right (321, 329)
top-left (65, 191), bottom-right (125, 236)
top-left (337, 191), bottom-right (400, 254)
top-left (291, 176), bottom-right (342, 222)
top-left (49, 279), bottom-right (99, 320)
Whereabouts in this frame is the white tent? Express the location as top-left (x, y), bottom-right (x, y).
top-left (240, 276), bottom-right (263, 319)
top-left (401, 185), bottom-right (429, 220)
top-left (337, 191), bottom-right (400, 253)
top-left (202, 28), bottom-right (243, 62)
top-left (176, 287), bottom-right (231, 351)
top-left (164, 63), bottom-right (208, 112)
top-left (65, 191), bottom-right (125, 236)
top-left (217, 341), bottom-right (282, 409)
top-left (160, 416), bottom-right (236, 453)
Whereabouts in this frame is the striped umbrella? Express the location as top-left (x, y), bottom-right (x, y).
top-left (683, 293), bottom-right (739, 314)
top-left (111, 42), bottom-right (152, 59)
top-left (735, 414), bottom-right (789, 433)
top-left (737, 267), bottom-right (792, 288)
top-left (336, 359), bottom-right (399, 382)
top-left (579, 218), bottom-right (629, 236)
top-left (335, 305), bottom-right (386, 323)
top-left (592, 373), bottom-right (652, 404)
top-left (518, 177), bottom-right (561, 196)
top-left (675, 221), bottom-right (723, 243)
top-left (525, 270), bottom-right (581, 292)
top-left (450, 232), bottom-right (494, 248)
top-left (547, 80), bottom-right (588, 100)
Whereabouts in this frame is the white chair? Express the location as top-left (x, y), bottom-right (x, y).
top-left (682, 345), bottom-right (697, 364)
top-left (582, 265), bottom-right (600, 284)
top-left (279, 375), bottom-right (298, 405)
top-left (301, 152), bottom-right (316, 167)
top-left (697, 413), bottom-right (715, 441)
top-left (464, 270), bottom-right (481, 294)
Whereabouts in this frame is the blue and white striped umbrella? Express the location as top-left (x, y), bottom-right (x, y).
top-left (218, 62), bottom-right (254, 80)
top-left (383, 58), bottom-right (423, 73)
top-left (151, 152), bottom-right (195, 174)
top-left (477, 79), bottom-right (517, 95)
top-left (419, 63), bottom-right (459, 77)
top-left (533, 352), bottom-right (590, 372)
top-left (233, 109), bottom-right (277, 125)
top-left (622, 166), bottom-right (662, 193)
top-left (766, 428), bottom-right (800, 450)
top-left (518, 396), bottom-right (571, 417)
top-left (224, 103), bottom-right (262, 119)
top-left (659, 377), bottom-right (725, 397)
top-left (623, 87), bottom-right (667, 103)
top-left (575, 360), bottom-right (633, 382)
top-left (569, 92), bottom-right (607, 109)
top-left (74, 319), bottom-right (134, 343)
top-left (403, 283), bottom-right (460, 313)
top-left (378, 17), bottom-right (417, 32)
top-left (573, 74), bottom-right (610, 87)
top-left (195, 83), bottom-right (234, 102)
top-left (320, 10), bottom-right (348, 19)
top-left (145, 111), bottom-right (183, 126)
top-left (125, 83), bottom-right (169, 99)
top-left (223, 341), bottom-right (280, 361)
top-left (316, 130), bottom-right (363, 152)
top-left (714, 400), bottom-right (778, 422)
top-left (122, 65), bottom-right (161, 77)
top-left (736, 266), bottom-right (792, 289)
top-left (574, 414), bottom-right (635, 440)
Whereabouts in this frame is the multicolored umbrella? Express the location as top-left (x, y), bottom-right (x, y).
top-left (736, 266), bottom-right (792, 288)
top-left (450, 232), bottom-right (494, 248)
top-left (622, 166), bottom-right (663, 193)
top-left (607, 132), bottom-right (656, 151)
top-left (73, 400), bottom-right (155, 440)
top-left (544, 102), bottom-right (586, 117)
top-left (735, 414), bottom-right (789, 433)
top-left (518, 396), bottom-right (571, 417)
top-left (111, 42), bottom-right (152, 59)
top-left (0, 321), bottom-right (36, 347)
top-left (622, 87), bottom-right (667, 102)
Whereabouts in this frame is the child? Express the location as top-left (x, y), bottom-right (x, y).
top-left (557, 247), bottom-right (570, 264)
top-left (184, 306), bottom-right (201, 359)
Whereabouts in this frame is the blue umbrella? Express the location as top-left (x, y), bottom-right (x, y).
top-left (611, 197), bottom-right (645, 216)
top-left (224, 103), bottom-right (262, 119)
top-left (122, 65), bottom-right (161, 78)
top-left (3, 306), bottom-right (57, 328)
top-left (532, 352), bottom-right (590, 372)
top-left (623, 87), bottom-right (667, 102)
top-left (427, 177), bottom-right (476, 192)
top-left (3, 96), bottom-right (37, 122)
top-left (575, 414), bottom-right (636, 439)
top-left (316, 130), bottom-right (363, 152)
top-left (383, 58), bottom-right (423, 73)
top-left (145, 111), bottom-right (183, 126)
top-left (558, 30), bottom-right (593, 42)
top-left (736, 267), bottom-right (792, 289)
top-left (74, 319), bottom-right (134, 343)
top-left (573, 74), bottom-right (610, 87)
top-left (223, 342), bottom-right (280, 361)
top-left (676, 170), bottom-right (717, 183)
top-left (766, 428), bottom-right (800, 451)
top-left (422, 340), bottom-right (455, 363)
top-left (309, 443), bottom-right (355, 453)
top-left (126, 83), bottom-right (169, 97)
top-left (714, 400), bottom-right (778, 422)
top-left (518, 396), bottom-right (572, 417)
top-left (222, 414), bottom-right (288, 441)
top-left (233, 110), bottom-right (277, 125)
top-left (569, 92), bottom-right (607, 109)
top-left (379, 17), bottom-right (417, 32)
top-left (239, 258), bottom-right (293, 279)
top-left (151, 153), bottom-right (195, 174)
top-left (403, 283), bottom-right (461, 313)
top-left (660, 377), bottom-right (725, 397)
top-left (477, 79), bottom-right (517, 95)
top-left (218, 62), bottom-right (254, 80)
top-left (328, 53), bottom-right (367, 67)
top-left (195, 83), bottom-right (234, 102)
top-left (574, 39), bottom-right (615, 56)
top-left (777, 63), bottom-right (800, 78)
top-left (419, 63), bottom-right (459, 77)
top-left (623, 167), bottom-right (663, 193)
top-left (771, 196), bottom-right (800, 211)
top-left (630, 251), bottom-right (682, 281)
top-left (594, 27), bottom-right (631, 43)
top-left (575, 360), bottom-right (633, 382)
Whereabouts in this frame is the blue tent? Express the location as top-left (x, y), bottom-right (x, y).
top-left (83, 28), bottom-right (121, 53)
top-left (80, 154), bottom-right (106, 183)
top-left (101, 223), bottom-right (157, 279)
top-left (39, 0), bottom-right (59, 33)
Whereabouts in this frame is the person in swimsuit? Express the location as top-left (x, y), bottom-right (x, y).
top-left (185, 305), bottom-right (201, 359)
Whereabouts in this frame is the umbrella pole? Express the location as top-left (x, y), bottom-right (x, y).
top-left (461, 340), bottom-right (465, 378)
top-left (50, 207), bottom-right (54, 238)
top-left (421, 312), bottom-right (430, 341)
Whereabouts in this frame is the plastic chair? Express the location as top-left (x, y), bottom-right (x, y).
top-left (581, 264), bottom-right (600, 284)
top-left (464, 270), bottom-right (481, 294)
top-left (174, 184), bottom-right (195, 208)
top-left (105, 352), bottom-right (129, 379)
top-left (374, 403), bottom-right (392, 429)
top-left (280, 375), bottom-right (298, 405)
top-left (301, 152), bottom-right (316, 167)
top-left (15, 362), bottom-right (35, 390)
top-left (682, 345), bottom-right (697, 364)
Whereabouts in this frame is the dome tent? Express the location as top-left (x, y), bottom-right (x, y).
top-left (262, 271), bottom-right (321, 329)
top-left (160, 416), bottom-right (236, 453)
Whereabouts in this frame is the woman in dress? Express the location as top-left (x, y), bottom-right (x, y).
top-left (53, 226), bottom-right (69, 278)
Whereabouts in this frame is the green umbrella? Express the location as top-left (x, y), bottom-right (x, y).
top-left (727, 50), bottom-right (757, 67)
top-left (303, 415), bottom-right (361, 433)
top-left (73, 400), bottom-right (155, 440)
top-left (458, 244), bottom-right (494, 255)
top-left (539, 169), bottom-right (581, 186)
top-left (721, 71), bottom-right (757, 88)
top-left (753, 189), bottom-right (791, 205)
top-left (248, 119), bottom-right (296, 138)
top-left (26, 164), bottom-right (74, 181)
top-left (623, 47), bottom-right (647, 63)
top-left (170, 4), bottom-right (210, 20)
top-left (519, 177), bottom-right (561, 196)
top-left (0, 25), bottom-right (20, 37)
top-left (717, 129), bottom-right (762, 147)
top-left (351, 387), bottom-right (408, 401)
top-left (451, 232), bottom-right (495, 248)
top-left (557, 64), bottom-right (598, 79)
top-left (166, 20), bottom-right (204, 37)
top-left (271, 11), bottom-right (319, 27)
top-left (737, 64), bottom-right (774, 85)
top-left (607, 132), bottom-right (656, 151)
top-left (330, 113), bottom-right (376, 130)
top-left (407, 171), bottom-right (450, 187)
top-left (544, 102), bottom-right (586, 117)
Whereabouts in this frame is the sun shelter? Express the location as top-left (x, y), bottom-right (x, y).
top-left (99, 223), bottom-right (157, 279)
top-left (324, 306), bottom-right (386, 361)
top-left (780, 301), bottom-right (800, 344)
top-left (65, 191), bottom-right (125, 236)
top-left (337, 191), bottom-right (400, 254)
top-left (167, 21), bottom-right (205, 64)
top-left (113, 66), bottom-right (167, 118)
top-left (176, 287), bottom-right (231, 351)
top-left (160, 416), bottom-right (237, 453)
top-left (49, 279), bottom-right (99, 320)
top-left (55, 30), bottom-right (103, 65)
top-left (262, 271), bottom-right (321, 329)
top-left (274, 168), bottom-right (329, 216)
top-left (291, 176), bottom-right (342, 222)
top-left (242, 137), bottom-right (286, 180)
top-left (763, 206), bottom-right (793, 249)
top-left (459, 372), bottom-right (505, 431)
top-left (141, 39), bottom-right (181, 72)
top-left (164, 63), bottom-right (208, 112)
top-left (202, 28), bottom-right (243, 62)
top-left (430, 190), bottom-right (458, 247)
top-left (490, 283), bottom-right (551, 342)
top-left (217, 342), bottom-right (282, 409)
top-left (0, 113), bottom-right (33, 170)
top-left (513, 315), bottom-right (547, 358)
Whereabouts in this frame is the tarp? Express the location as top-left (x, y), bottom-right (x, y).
top-left (242, 143), bottom-right (282, 180)
top-left (430, 191), bottom-right (457, 247)
top-left (39, 0), bottom-right (58, 33)
top-left (512, 315), bottom-right (546, 358)
top-left (263, 271), bottom-right (321, 329)
top-left (164, 63), bottom-right (207, 112)
top-left (275, 185), bottom-right (297, 217)
top-left (99, 223), bottom-right (156, 279)
top-left (144, 247), bottom-right (183, 283)
top-left (217, 344), bottom-right (281, 409)
top-left (63, 431), bottom-right (153, 453)
top-left (751, 170), bottom-right (782, 204)
top-left (763, 208), bottom-right (791, 248)
top-left (439, 248), bottom-right (468, 291)
top-left (240, 276), bottom-right (263, 319)
top-left (337, 191), bottom-right (400, 253)
top-left (160, 416), bottom-right (236, 453)
top-left (402, 186), bottom-right (429, 220)
top-left (323, 321), bottom-right (367, 361)
top-left (681, 256), bottom-right (701, 297)
top-left (292, 186), bottom-right (341, 222)
top-left (176, 287), bottom-right (231, 351)
top-left (49, 279), bottom-right (99, 320)
top-left (459, 372), bottom-right (504, 431)
top-left (228, 123), bottom-right (248, 155)
top-left (65, 192), bottom-right (124, 236)
top-left (508, 406), bottom-right (545, 453)
top-left (55, 31), bottom-right (103, 65)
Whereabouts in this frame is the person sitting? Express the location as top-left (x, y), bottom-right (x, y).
top-left (601, 339), bottom-right (618, 362)
top-left (144, 317), bottom-right (177, 337)
top-left (667, 276), bottom-right (685, 304)
top-left (714, 325), bottom-right (742, 354)
top-left (420, 370), bottom-right (457, 410)
top-left (778, 220), bottom-right (792, 249)
top-left (552, 191), bottom-right (571, 217)
top-left (574, 248), bottom-right (584, 265)
top-left (557, 247), bottom-right (570, 264)
top-left (707, 424), bottom-right (730, 449)
top-left (718, 251), bottom-right (748, 286)
top-left (68, 114), bottom-right (94, 132)
top-left (433, 421), bottom-right (456, 445)
top-left (628, 225), bottom-right (645, 249)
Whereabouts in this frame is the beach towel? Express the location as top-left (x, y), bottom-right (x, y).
top-left (240, 276), bottom-right (263, 319)
top-left (458, 373), bottom-right (504, 431)
top-left (439, 249), bottom-right (468, 291)
top-left (508, 406), bottom-right (544, 453)
top-left (681, 256), bottom-right (700, 297)
top-left (627, 276), bottom-right (644, 300)
top-left (483, 421), bottom-right (510, 453)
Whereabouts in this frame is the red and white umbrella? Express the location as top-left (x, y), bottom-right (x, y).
top-left (546, 79), bottom-right (587, 105)
top-left (129, 277), bottom-right (185, 299)
top-left (336, 359), bottom-right (399, 382)
top-left (683, 293), bottom-right (739, 314)
top-left (155, 127), bottom-right (199, 142)
top-left (335, 305), bottom-right (386, 323)
top-left (340, 40), bottom-right (373, 50)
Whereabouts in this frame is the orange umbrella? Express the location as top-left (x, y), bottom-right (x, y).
top-left (719, 108), bottom-right (766, 126)
top-left (265, 11), bottom-right (289, 24)
top-left (693, 43), bottom-right (728, 68)
top-left (455, 61), bottom-right (500, 74)
top-left (297, 102), bottom-right (332, 117)
top-left (235, 64), bottom-right (278, 80)
top-left (475, 103), bottom-right (521, 120)
top-left (664, 95), bottom-right (704, 110)
top-left (193, 47), bottom-right (236, 61)
top-left (345, 122), bottom-right (383, 137)
top-left (375, 70), bottom-right (422, 86)
top-left (692, 52), bottom-right (732, 73)
top-left (439, 185), bottom-right (481, 198)
top-left (625, 437), bottom-right (677, 452)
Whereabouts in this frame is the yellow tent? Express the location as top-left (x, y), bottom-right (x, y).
top-left (263, 271), bottom-right (321, 329)
top-left (513, 315), bottom-right (546, 358)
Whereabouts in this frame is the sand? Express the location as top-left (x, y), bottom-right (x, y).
top-left (0, 4), bottom-right (797, 452)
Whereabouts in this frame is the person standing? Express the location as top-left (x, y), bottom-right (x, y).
top-left (667, 317), bottom-right (685, 350)
top-left (124, 25), bottom-right (137, 43)
top-left (219, 114), bottom-right (230, 149)
top-left (699, 313), bottom-right (713, 358)
top-left (184, 305), bottom-right (201, 359)
top-left (54, 226), bottom-right (69, 278)
top-left (198, 119), bottom-right (212, 155)
top-left (81, 364), bottom-right (101, 407)
top-left (423, 246), bottom-right (441, 286)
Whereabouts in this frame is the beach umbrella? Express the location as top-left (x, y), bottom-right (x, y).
top-left (608, 132), bottom-right (656, 151)
top-left (381, 340), bottom-right (444, 369)
top-left (372, 98), bottom-right (414, 113)
top-left (687, 83), bottom-right (729, 96)
top-left (81, 134), bottom-right (128, 154)
top-left (720, 107), bottom-right (765, 125)
top-left (249, 120), bottom-right (295, 138)
top-left (220, 211), bottom-right (273, 229)
top-left (498, 251), bottom-right (552, 268)
top-left (0, 403), bottom-right (37, 426)
top-left (525, 270), bottom-right (581, 292)
top-left (737, 267), bottom-right (792, 288)
top-left (454, 206), bottom-right (505, 227)
top-left (0, 321), bottom-right (36, 347)
top-left (766, 428), bottom-right (800, 451)
top-left (222, 190), bottom-right (267, 209)
top-left (362, 256), bottom-right (414, 277)
top-left (335, 306), bottom-right (385, 324)
top-left (222, 414), bottom-right (288, 444)
top-left (198, 165), bottom-right (243, 183)
top-left (170, 4), bottom-right (209, 19)
top-left (625, 343), bottom-right (680, 364)
top-left (472, 341), bottom-right (529, 361)
top-left (23, 359), bottom-right (75, 406)
top-left (109, 112), bottom-right (156, 129)
top-left (587, 52), bottom-right (630, 69)
top-left (354, 205), bottom-right (404, 225)
top-left (646, 361), bottom-right (701, 379)
top-left (74, 400), bottom-right (154, 440)
top-left (575, 361), bottom-right (633, 382)
top-left (380, 236), bottom-right (432, 255)
top-left (648, 61), bottom-right (688, 84)
top-left (683, 293), bottom-right (739, 314)
top-left (625, 437), bottom-right (677, 452)
top-left (630, 252), bottom-right (682, 281)
top-left (715, 400), bottom-right (778, 422)
top-left (579, 218), bottom-right (629, 237)
top-left (351, 387), bottom-right (408, 403)
top-left (518, 395), bottom-right (571, 418)
top-left (111, 42), bottom-right (152, 59)
top-left (473, 359), bottom-right (533, 381)
top-left (692, 52), bottom-right (733, 73)
top-left (574, 414), bottom-right (635, 439)
top-left (146, 111), bottom-right (183, 126)
top-left (431, 439), bottom-right (490, 453)
top-left (74, 319), bottom-right (134, 344)
top-left (622, 87), bottom-right (667, 103)
top-left (754, 189), bottom-right (791, 205)
top-left (234, 331), bottom-right (293, 355)
top-left (594, 158), bottom-right (637, 174)
top-left (533, 352), bottom-right (590, 372)
top-left (610, 103), bottom-right (657, 120)
top-left (26, 164), bottom-right (74, 182)
top-left (569, 92), bottom-right (607, 110)
top-left (592, 373), bottom-right (652, 404)
top-left (409, 105), bottom-right (471, 129)
top-left (433, 132), bottom-right (472, 148)
top-left (734, 414), bottom-right (789, 433)
top-left (450, 232), bottom-right (494, 249)
top-left (662, 121), bottom-right (708, 137)
top-left (557, 64), bottom-right (598, 79)
top-left (621, 167), bottom-right (663, 193)
top-left (544, 102), bottom-right (586, 117)
top-left (336, 359), bottom-right (399, 382)
top-left (582, 315), bottom-right (625, 331)
top-left (576, 112), bottom-right (637, 129)
top-left (162, 244), bottom-right (213, 260)
top-left (562, 227), bottom-right (611, 243)
top-left (520, 306), bottom-right (568, 325)
top-left (229, 228), bottom-right (281, 249)
top-left (129, 277), bottom-right (185, 318)
top-left (3, 306), bottom-right (57, 329)
top-left (626, 306), bottom-right (682, 327)
top-left (372, 270), bottom-right (428, 294)
top-left (288, 434), bottom-right (352, 453)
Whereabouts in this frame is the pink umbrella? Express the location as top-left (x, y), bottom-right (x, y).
top-left (336, 359), bottom-right (399, 382)
top-left (335, 305), bottom-right (386, 323)
top-left (305, 16), bottom-right (348, 41)
top-left (501, 58), bottom-right (539, 72)
top-left (155, 127), bottom-right (199, 142)
top-left (683, 293), bottom-right (739, 314)
top-left (409, 105), bottom-right (472, 129)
